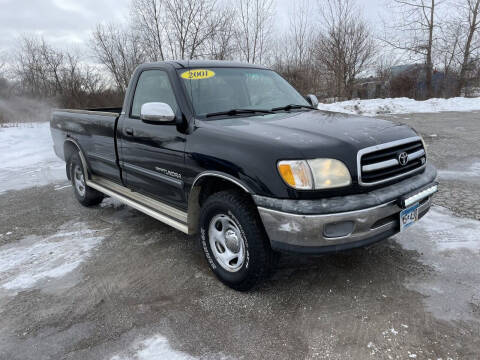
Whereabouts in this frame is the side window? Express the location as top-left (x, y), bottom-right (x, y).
top-left (131, 70), bottom-right (178, 118)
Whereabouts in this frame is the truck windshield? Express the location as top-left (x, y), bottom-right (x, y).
top-left (178, 67), bottom-right (310, 118)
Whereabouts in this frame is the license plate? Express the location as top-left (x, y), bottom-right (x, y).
top-left (400, 202), bottom-right (419, 232)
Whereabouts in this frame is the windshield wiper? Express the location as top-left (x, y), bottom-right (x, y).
top-left (205, 108), bottom-right (274, 118)
top-left (271, 104), bottom-right (316, 112)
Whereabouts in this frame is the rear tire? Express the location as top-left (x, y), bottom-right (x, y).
top-left (69, 152), bottom-right (103, 207)
top-left (199, 191), bottom-right (277, 291)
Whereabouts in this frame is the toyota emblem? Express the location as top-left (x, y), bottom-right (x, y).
top-left (398, 152), bottom-right (409, 166)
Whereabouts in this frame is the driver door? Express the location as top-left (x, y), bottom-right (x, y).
top-left (118, 69), bottom-right (187, 209)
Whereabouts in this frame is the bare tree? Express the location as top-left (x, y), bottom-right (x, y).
top-left (130, 0), bottom-right (237, 61)
top-left (383, 0), bottom-right (443, 99)
top-left (455, 0), bottom-right (480, 95)
top-left (436, 19), bottom-right (462, 96)
top-left (288, 0), bottom-right (315, 67)
top-left (162, 0), bottom-right (220, 59)
top-left (15, 36), bottom-right (67, 98)
top-left (273, 0), bottom-right (322, 94)
top-left (315, 0), bottom-right (375, 99)
top-left (131, 0), bottom-right (168, 61)
top-left (14, 36), bottom-right (110, 107)
top-left (235, 0), bottom-right (275, 64)
top-left (205, 6), bottom-right (238, 60)
top-left (91, 24), bottom-right (145, 91)
top-left (0, 51), bottom-right (13, 99)
top-left (375, 53), bottom-right (404, 97)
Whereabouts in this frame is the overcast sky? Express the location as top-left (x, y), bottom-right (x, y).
top-left (0, 0), bottom-right (386, 61)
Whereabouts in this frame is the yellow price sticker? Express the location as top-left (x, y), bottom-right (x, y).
top-left (180, 69), bottom-right (215, 80)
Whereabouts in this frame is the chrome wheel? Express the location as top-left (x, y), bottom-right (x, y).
top-left (208, 214), bottom-right (246, 272)
top-left (73, 165), bottom-right (86, 197)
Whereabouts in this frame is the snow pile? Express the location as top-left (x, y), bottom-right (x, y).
top-left (0, 122), bottom-right (65, 194)
top-left (317, 97), bottom-right (480, 116)
top-left (0, 222), bottom-right (105, 295)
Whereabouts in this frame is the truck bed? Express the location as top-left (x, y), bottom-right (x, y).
top-left (51, 108), bottom-right (121, 183)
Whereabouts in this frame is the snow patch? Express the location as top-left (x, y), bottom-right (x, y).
top-left (110, 334), bottom-right (236, 360)
top-left (100, 197), bottom-right (125, 209)
top-left (0, 122), bottom-right (65, 194)
top-left (0, 222), bottom-right (105, 294)
top-left (317, 97), bottom-right (480, 116)
top-left (54, 184), bottom-right (72, 191)
top-left (110, 335), bottom-right (195, 360)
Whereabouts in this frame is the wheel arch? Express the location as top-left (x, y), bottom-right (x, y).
top-left (64, 138), bottom-right (89, 181)
top-left (187, 172), bottom-right (254, 235)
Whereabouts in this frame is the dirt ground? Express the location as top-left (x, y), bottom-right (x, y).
top-left (0, 111), bottom-right (479, 359)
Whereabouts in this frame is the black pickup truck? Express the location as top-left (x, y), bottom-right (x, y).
top-left (51, 60), bottom-right (438, 290)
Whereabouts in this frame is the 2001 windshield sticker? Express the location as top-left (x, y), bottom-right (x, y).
top-left (181, 69), bottom-right (215, 80)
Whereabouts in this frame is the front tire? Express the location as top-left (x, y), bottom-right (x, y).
top-left (69, 152), bottom-right (103, 207)
top-left (199, 191), bottom-right (276, 291)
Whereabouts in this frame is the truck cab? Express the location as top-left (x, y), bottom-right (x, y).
top-left (51, 60), bottom-right (438, 291)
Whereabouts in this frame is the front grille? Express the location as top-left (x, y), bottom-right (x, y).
top-left (358, 137), bottom-right (426, 185)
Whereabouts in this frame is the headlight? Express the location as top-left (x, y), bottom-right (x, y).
top-left (277, 160), bottom-right (313, 190)
top-left (278, 159), bottom-right (351, 190)
top-left (308, 159), bottom-right (352, 189)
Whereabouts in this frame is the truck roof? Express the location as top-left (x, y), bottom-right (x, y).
top-left (141, 60), bottom-right (268, 70)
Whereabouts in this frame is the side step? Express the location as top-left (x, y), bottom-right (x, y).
top-left (86, 176), bottom-right (189, 234)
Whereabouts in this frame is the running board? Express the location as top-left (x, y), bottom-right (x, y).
top-left (86, 176), bottom-right (189, 234)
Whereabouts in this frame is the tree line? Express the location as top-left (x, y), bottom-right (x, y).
top-left (1, 0), bottom-right (479, 110)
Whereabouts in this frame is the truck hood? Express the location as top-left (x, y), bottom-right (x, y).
top-left (200, 110), bottom-right (418, 160)
top-left (190, 110), bottom-right (421, 197)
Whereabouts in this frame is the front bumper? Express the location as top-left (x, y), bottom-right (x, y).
top-left (254, 164), bottom-right (438, 254)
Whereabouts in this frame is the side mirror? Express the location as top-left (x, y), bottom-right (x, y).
top-left (140, 102), bottom-right (175, 123)
top-left (305, 94), bottom-right (319, 108)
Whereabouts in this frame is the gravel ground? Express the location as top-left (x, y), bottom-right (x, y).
top-left (0, 112), bottom-right (479, 360)
top-left (387, 111), bottom-right (480, 220)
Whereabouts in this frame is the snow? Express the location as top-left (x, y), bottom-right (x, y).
top-left (111, 335), bottom-right (195, 360)
top-left (0, 222), bottom-right (105, 295)
top-left (317, 97), bottom-right (480, 116)
top-left (110, 334), bottom-right (236, 360)
top-left (0, 122), bottom-right (65, 194)
top-left (54, 184), bottom-right (72, 191)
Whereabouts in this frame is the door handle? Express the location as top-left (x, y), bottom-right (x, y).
top-left (125, 128), bottom-right (134, 136)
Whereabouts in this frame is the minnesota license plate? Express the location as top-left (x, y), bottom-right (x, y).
top-left (400, 202), bottom-right (419, 232)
